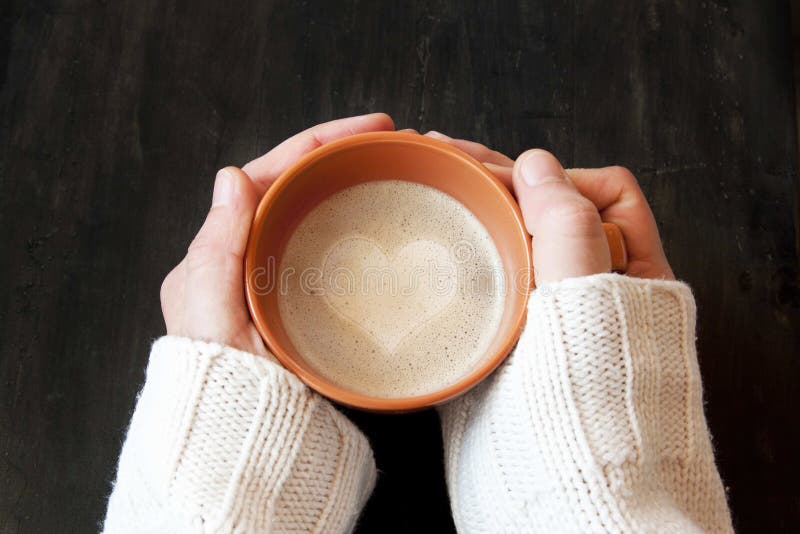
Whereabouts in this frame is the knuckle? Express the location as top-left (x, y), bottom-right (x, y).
top-left (541, 198), bottom-right (602, 235)
top-left (608, 165), bottom-right (638, 186)
top-left (607, 165), bottom-right (650, 208)
top-left (185, 238), bottom-right (242, 274)
top-left (187, 225), bottom-right (224, 261)
top-left (185, 242), bottom-right (219, 272)
top-left (187, 234), bottom-right (213, 256)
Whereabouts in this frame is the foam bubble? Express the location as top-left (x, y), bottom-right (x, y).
top-left (278, 180), bottom-right (504, 398)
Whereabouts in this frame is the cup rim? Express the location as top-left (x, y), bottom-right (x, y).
top-left (244, 131), bottom-right (532, 411)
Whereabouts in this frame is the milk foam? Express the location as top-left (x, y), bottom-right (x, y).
top-left (278, 180), bottom-right (504, 398)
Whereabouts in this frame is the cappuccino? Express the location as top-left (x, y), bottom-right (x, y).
top-left (278, 180), bottom-right (504, 398)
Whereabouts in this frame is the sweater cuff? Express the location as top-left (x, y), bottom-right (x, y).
top-left (104, 337), bottom-right (375, 533)
top-left (525, 273), bottom-right (730, 530)
top-left (528, 272), bottom-right (701, 461)
top-left (440, 273), bottom-right (731, 533)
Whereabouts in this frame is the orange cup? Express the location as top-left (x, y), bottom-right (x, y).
top-left (244, 131), bottom-right (626, 411)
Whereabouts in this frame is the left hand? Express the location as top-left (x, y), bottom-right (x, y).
top-left (159, 113), bottom-right (396, 356)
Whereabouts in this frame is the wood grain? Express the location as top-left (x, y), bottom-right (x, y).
top-left (1, 1), bottom-right (798, 532)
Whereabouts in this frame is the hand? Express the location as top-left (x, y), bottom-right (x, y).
top-left (159, 113), bottom-right (396, 355)
top-left (423, 131), bottom-right (674, 284)
top-left (434, 134), bottom-right (725, 534)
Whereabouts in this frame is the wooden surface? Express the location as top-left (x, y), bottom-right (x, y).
top-left (1, 1), bottom-right (798, 532)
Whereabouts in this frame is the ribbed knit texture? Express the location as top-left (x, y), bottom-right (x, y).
top-left (105, 274), bottom-right (733, 533)
top-left (103, 337), bottom-right (375, 533)
top-left (439, 273), bottom-right (733, 533)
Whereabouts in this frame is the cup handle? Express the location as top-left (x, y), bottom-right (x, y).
top-left (604, 222), bottom-right (628, 273)
top-left (529, 222), bottom-right (628, 289)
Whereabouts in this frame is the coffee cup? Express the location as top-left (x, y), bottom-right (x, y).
top-left (245, 132), bottom-right (626, 411)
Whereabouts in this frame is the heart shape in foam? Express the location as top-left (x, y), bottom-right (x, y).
top-left (321, 237), bottom-right (457, 353)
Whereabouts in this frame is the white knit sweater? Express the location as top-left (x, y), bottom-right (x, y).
top-left (104, 274), bottom-right (732, 533)
top-left (103, 338), bottom-right (375, 533)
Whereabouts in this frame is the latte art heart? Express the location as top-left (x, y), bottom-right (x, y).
top-left (278, 180), bottom-right (504, 398)
top-left (321, 238), bottom-right (457, 353)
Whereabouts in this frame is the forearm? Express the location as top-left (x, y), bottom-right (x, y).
top-left (104, 337), bottom-right (375, 533)
top-left (440, 273), bottom-right (732, 533)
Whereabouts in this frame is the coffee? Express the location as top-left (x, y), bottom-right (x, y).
top-left (278, 180), bottom-right (504, 398)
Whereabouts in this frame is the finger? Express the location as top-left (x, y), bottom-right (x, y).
top-left (482, 162), bottom-right (513, 190)
top-left (424, 131), bottom-right (514, 167)
top-left (188, 167), bottom-right (257, 264)
top-left (566, 167), bottom-right (674, 279)
top-left (513, 150), bottom-right (611, 285)
top-left (398, 128), bottom-right (419, 134)
top-left (180, 167), bottom-right (259, 340)
top-left (242, 113), bottom-right (395, 195)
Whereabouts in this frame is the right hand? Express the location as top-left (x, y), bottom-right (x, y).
top-left (424, 131), bottom-right (674, 284)
top-left (432, 132), bottom-right (727, 534)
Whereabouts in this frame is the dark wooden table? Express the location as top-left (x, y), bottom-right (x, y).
top-left (2, 1), bottom-right (798, 532)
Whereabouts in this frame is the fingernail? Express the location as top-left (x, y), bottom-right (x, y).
top-left (520, 150), bottom-right (563, 187)
top-left (212, 169), bottom-right (235, 207)
top-left (425, 130), bottom-right (449, 139)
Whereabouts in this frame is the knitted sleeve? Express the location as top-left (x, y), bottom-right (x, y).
top-left (439, 273), bottom-right (732, 533)
top-left (103, 337), bottom-right (375, 533)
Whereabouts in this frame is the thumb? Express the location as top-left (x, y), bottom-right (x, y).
top-left (182, 167), bottom-right (259, 340)
top-left (512, 150), bottom-right (611, 285)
